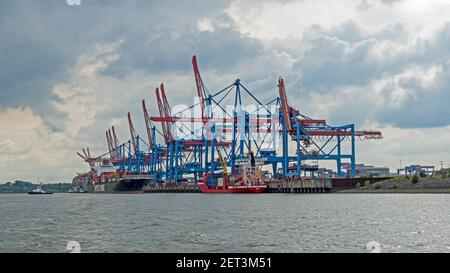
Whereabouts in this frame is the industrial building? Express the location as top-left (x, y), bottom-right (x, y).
top-left (342, 163), bottom-right (390, 177)
top-left (397, 165), bottom-right (435, 176)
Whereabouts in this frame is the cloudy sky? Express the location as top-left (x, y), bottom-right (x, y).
top-left (1, 0), bottom-right (450, 182)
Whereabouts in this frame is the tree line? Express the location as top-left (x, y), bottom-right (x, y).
top-left (0, 180), bottom-right (71, 193)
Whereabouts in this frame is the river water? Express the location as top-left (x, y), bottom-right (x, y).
top-left (0, 193), bottom-right (449, 253)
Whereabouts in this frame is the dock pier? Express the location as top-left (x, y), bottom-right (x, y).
top-left (144, 178), bottom-right (332, 193)
top-left (144, 183), bottom-right (201, 193)
top-left (266, 178), bottom-right (332, 193)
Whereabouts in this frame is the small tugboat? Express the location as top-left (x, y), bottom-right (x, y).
top-left (28, 183), bottom-right (53, 195)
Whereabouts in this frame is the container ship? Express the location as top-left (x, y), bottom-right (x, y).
top-left (72, 159), bottom-right (150, 193)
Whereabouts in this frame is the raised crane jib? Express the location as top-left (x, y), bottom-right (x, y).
top-left (192, 55), bottom-right (207, 123)
top-left (277, 77), bottom-right (293, 132)
top-left (127, 112), bottom-right (138, 155)
top-left (155, 87), bottom-right (169, 144)
top-left (160, 83), bottom-right (174, 142)
top-left (142, 99), bottom-right (154, 149)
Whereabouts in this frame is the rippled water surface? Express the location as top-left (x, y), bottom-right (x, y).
top-left (0, 193), bottom-right (449, 253)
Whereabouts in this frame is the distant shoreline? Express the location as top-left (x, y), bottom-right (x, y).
top-left (335, 177), bottom-right (450, 194)
top-left (0, 181), bottom-right (71, 194)
top-left (2, 190), bottom-right (450, 194)
top-left (0, 192), bottom-right (67, 194)
top-left (335, 189), bottom-right (450, 194)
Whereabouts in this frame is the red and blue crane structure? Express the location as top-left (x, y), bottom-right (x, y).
top-left (78, 55), bottom-right (382, 184)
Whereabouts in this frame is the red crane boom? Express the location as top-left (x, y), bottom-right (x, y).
top-left (278, 76), bottom-right (382, 139)
top-left (108, 129), bottom-right (117, 158)
top-left (127, 112), bottom-right (138, 155)
top-left (278, 77), bottom-right (292, 132)
top-left (106, 130), bottom-right (113, 157)
top-left (142, 99), bottom-right (154, 149)
top-left (111, 126), bottom-right (120, 157)
top-left (155, 87), bottom-right (169, 144)
top-left (192, 55), bottom-right (206, 123)
top-left (159, 83), bottom-right (174, 142)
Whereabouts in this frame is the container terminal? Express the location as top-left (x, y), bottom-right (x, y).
top-left (72, 56), bottom-right (382, 193)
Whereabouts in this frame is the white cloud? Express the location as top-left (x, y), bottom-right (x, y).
top-left (197, 18), bottom-right (215, 32)
top-left (0, 107), bottom-right (71, 182)
top-left (226, 0), bottom-right (450, 42)
top-left (50, 41), bottom-right (123, 136)
top-left (0, 42), bottom-right (132, 182)
top-left (357, 125), bottom-right (450, 171)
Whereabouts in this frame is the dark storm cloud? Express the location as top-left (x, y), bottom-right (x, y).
top-left (378, 64), bottom-right (450, 128)
top-left (267, 19), bottom-right (450, 129)
top-left (104, 16), bottom-right (263, 77)
top-left (0, 0), bottom-right (238, 114)
top-left (291, 20), bottom-right (450, 90)
top-left (0, 0), bottom-right (266, 141)
top-left (296, 35), bottom-right (379, 89)
top-left (1, 0), bottom-right (450, 133)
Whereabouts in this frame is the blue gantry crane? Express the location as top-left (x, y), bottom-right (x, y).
top-left (78, 55), bottom-right (382, 185)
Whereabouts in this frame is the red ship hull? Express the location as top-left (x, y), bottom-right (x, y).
top-left (198, 182), bottom-right (267, 193)
top-left (198, 173), bottom-right (267, 193)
